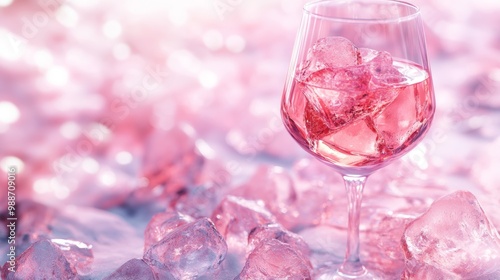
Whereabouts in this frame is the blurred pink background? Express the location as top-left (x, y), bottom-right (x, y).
top-left (0, 0), bottom-right (498, 206)
top-left (0, 0), bottom-right (500, 278)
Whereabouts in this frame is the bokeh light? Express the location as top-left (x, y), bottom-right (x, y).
top-left (0, 101), bottom-right (20, 124)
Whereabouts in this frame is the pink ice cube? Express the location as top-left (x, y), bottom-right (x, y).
top-left (236, 239), bottom-right (313, 280)
top-left (401, 191), bottom-right (500, 279)
top-left (299, 39), bottom-right (406, 137)
top-left (305, 66), bottom-right (371, 91)
top-left (50, 239), bottom-right (94, 276)
top-left (369, 54), bottom-right (405, 85)
top-left (1, 240), bottom-right (77, 280)
top-left (302, 67), bottom-right (372, 132)
top-left (358, 48), bottom-right (404, 85)
top-left (247, 223), bottom-right (311, 260)
top-left (372, 81), bottom-right (417, 151)
top-left (303, 37), bottom-right (360, 72)
top-left (211, 196), bottom-right (276, 251)
top-left (358, 48), bottom-right (380, 64)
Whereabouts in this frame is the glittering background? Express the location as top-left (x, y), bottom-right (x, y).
top-left (1, 0), bottom-right (500, 279)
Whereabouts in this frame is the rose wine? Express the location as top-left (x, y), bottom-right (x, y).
top-left (281, 59), bottom-right (434, 169)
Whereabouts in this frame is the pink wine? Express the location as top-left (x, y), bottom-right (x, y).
top-left (282, 59), bottom-right (435, 169)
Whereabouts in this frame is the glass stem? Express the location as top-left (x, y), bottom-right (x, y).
top-left (338, 175), bottom-right (367, 277)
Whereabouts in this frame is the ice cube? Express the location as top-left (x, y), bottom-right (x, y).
top-left (103, 259), bottom-right (161, 280)
top-left (143, 211), bottom-right (194, 253)
top-left (211, 196), bottom-right (276, 252)
top-left (302, 67), bottom-right (375, 133)
top-left (236, 239), bottom-right (313, 280)
top-left (358, 48), bottom-right (380, 64)
top-left (301, 37), bottom-right (360, 76)
top-left (373, 84), bottom-right (416, 150)
top-left (143, 217), bottom-right (227, 279)
top-left (299, 43), bottom-right (407, 137)
top-left (401, 191), bottom-right (500, 279)
top-left (51, 238), bottom-right (94, 275)
top-left (322, 117), bottom-right (380, 157)
top-left (358, 48), bottom-right (404, 85)
top-left (304, 67), bottom-right (371, 91)
top-left (247, 223), bottom-right (311, 260)
top-left (1, 239), bottom-right (77, 280)
top-left (304, 99), bottom-right (332, 139)
top-left (363, 209), bottom-right (426, 277)
top-left (369, 58), bottom-right (404, 86)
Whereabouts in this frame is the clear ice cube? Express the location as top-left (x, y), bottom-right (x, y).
top-left (143, 211), bottom-right (194, 253)
top-left (143, 217), bottom-right (227, 279)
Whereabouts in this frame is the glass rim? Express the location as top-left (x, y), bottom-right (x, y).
top-left (303, 0), bottom-right (421, 23)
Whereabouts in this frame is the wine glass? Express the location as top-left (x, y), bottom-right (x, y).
top-left (281, 0), bottom-right (435, 278)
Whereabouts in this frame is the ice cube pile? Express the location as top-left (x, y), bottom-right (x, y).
top-left (1, 0), bottom-right (500, 279)
top-left (298, 37), bottom-right (405, 134)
